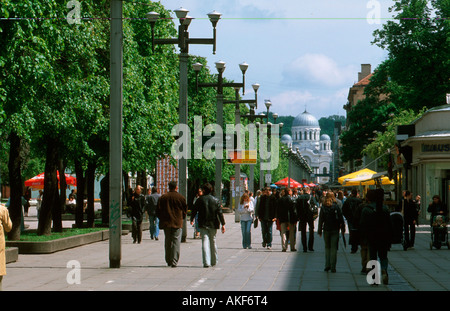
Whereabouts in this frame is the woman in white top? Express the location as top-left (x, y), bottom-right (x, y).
top-left (238, 193), bottom-right (254, 249)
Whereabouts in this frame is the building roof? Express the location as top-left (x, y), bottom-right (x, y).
top-left (353, 73), bottom-right (373, 86)
top-left (292, 110), bottom-right (320, 127)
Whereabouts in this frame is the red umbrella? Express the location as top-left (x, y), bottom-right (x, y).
top-left (274, 177), bottom-right (302, 188)
top-left (308, 183), bottom-right (316, 187)
top-left (25, 172), bottom-right (77, 190)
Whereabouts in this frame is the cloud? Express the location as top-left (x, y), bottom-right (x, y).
top-left (271, 90), bottom-right (315, 113)
top-left (282, 53), bottom-right (356, 88)
top-left (268, 88), bottom-right (348, 119)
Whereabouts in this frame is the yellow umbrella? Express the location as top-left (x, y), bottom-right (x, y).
top-left (338, 168), bottom-right (376, 186)
top-left (338, 168), bottom-right (394, 186)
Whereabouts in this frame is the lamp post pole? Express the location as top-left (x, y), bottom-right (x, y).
top-left (239, 85), bottom-right (264, 193)
top-left (223, 83), bottom-right (264, 222)
top-left (147, 8), bottom-right (221, 242)
top-left (193, 61), bottom-right (248, 202)
top-left (109, 0), bottom-right (123, 269)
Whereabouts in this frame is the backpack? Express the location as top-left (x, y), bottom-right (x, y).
top-left (322, 204), bottom-right (342, 231)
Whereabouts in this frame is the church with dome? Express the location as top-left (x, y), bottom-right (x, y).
top-left (281, 110), bottom-right (333, 184)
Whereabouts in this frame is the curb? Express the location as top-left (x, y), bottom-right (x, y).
top-left (5, 247), bottom-right (19, 263)
top-left (6, 230), bottom-right (110, 254)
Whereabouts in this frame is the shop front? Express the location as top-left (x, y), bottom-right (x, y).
top-left (401, 105), bottom-right (450, 222)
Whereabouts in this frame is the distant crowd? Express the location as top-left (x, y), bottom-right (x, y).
top-left (123, 182), bottom-right (449, 286)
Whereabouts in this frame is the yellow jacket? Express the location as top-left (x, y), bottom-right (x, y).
top-left (1, 204), bottom-right (13, 276)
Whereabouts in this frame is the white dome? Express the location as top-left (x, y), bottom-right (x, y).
top-left (320, 134), bottom-right (331, 141)
top-left (292, 110), bottom-right (319, 127)
top-left (281, 134), bottom-right (293, 145)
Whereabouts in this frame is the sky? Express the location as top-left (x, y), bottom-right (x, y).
top-left (158, 0), bottom-right (395, 120)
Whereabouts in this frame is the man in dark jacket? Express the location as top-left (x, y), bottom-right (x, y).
top-left (145, 187), bottom-right (161, 240)
top-left (276, 188), bottom-right (297, 252)
top-left (342, 189), bottom-right (363, 253)
top-left (157, 181), bottom-right (187, 267)
top-left (190, 183), bottom-right (226, 267)
top-left (360, 189), bottom-right (392, 285)
top-left (400, 190), bottom-right (418, 249)
top-left (130, 185), bottom-right (145, 244)
top-left (255, 187), bottom-right (276, 249)
top-left (297, 187), bottom-right (315, 252)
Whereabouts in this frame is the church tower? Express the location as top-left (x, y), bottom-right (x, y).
top-left (283, 110), bottom-right (333, 184)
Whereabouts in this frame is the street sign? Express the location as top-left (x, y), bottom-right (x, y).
top-left (227, 150), bottom-right (257, 164)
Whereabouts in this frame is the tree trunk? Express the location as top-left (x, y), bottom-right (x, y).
top-left (53, 159), bottom-right (66, 233)
top-left (38, 138), bottom-right (59, 236)
top-left (86, 161), bottom-right (96, 228)
top-left (74, 160), bottom-right (86, 228)
top-left (7, 132), bottom-right (23, 241)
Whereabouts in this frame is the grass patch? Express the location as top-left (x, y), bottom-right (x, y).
top-left (7, 228), bottom-right (106, 242)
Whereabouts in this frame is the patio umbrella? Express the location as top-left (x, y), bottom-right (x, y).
top-left (274, 177), bottom-right (302, 188)
top-left (25, 172), bottom-right (77, 190)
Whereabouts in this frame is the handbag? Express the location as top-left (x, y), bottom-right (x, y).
top-left (253, 217), bottom-right (258, 228)
top-left (309, 196), bottom-right (319, 220)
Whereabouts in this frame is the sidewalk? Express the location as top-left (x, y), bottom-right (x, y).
top-left (4, 208), bottom-right (449, 292)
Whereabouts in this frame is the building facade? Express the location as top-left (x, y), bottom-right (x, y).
top-left (401, 105), bottom-right (450, 222)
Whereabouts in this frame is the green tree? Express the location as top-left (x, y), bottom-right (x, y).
top-left (363, 108), bottom-right (427, 167)
top-left (372, 0), bottom-right (450, 111)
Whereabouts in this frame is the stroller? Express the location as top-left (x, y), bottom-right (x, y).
top-left (429, 215), bottom-right (449, 250)
top-left (390, 211), bottom-right (408, 251)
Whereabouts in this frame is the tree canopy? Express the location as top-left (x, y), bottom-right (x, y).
top-left (341, 0), bottom-right (450, 165)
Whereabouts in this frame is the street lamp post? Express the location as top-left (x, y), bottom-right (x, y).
top-left (193, 61), bottom-right (248, 202)
top-left (263, 100), bottom-right (272, 187)
top-left (239, 85), bottom-right (264, 194)
top-left (147, 8), bottom-right (221, 242)
top-left (109, 0), bottom-right (123, 269)
top-left (222, 80), bottom-right (256, 223)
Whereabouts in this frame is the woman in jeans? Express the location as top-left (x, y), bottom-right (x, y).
top-left (318, 192), bottom-right (345, 273)
top-left (238, 193), bottom-right (254, 249)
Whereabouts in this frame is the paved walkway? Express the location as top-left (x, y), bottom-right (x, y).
top-left (3, 207), bottom-right (449, 292)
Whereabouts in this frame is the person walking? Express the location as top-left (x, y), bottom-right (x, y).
top-left (255, 187), bottom-right (276, 250)
top-left (276, 188), bottom-right (297, 252)
top-left (190, 183), bottom-right (226, 268)
top-left (192, 188), bottom-right (203, 239)
top-left (360, 189), bottom-right (392, 285)
top-left (157, 181), bottom-right (187, 268)
top-left (238, 193), bottom-right (254, 249)
top-left (297, 187), bottom-right (315, 252)
top-left (318, 192), bottom-right (345, 273)
top-left (0, 203), bottom-right (13, 291)
top-left (353, 195), bottom-right (370, 274)
top-left (342, 189), bottom-right (363, 253)
top-left (145, 187), bottom-right (161, 241)
top-left (401, 190), bottom-right (418, 249)
top-left (414, 195), bottom-right (421, 225)
top-left (130, 185), bottom-right (145, 244)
